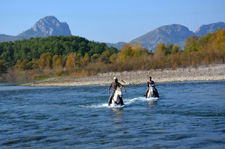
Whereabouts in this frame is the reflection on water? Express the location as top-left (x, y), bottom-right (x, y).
top-left (147, 99), bottom-right (158, 105)
top-left (111, 108), bottom-right (124, 129)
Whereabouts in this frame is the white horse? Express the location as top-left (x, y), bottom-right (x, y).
top-left (147, 86), bottom-right (159, 98)
top-left (111, 87), bottom-right (123, 105)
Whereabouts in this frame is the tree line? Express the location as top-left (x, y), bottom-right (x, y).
top-left (0, 29), bottom-right (224, 81)
top-left (0, 36), bottom-right (118, 68)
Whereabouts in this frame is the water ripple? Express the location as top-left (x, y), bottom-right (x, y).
top-left (0, 81), bottom-right (225, 148)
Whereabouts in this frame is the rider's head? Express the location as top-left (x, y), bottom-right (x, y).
top-left (149, 76), bottom-right (152, 81)
top-left (113, 77), bottom-right (118, 83)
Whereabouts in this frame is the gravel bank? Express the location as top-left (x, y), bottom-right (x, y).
top-left (23, 64), bottom-right (225, 86)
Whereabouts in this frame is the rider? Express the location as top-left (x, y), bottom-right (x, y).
top-left (147, 76), bottom-right (155, 88)
top-left (145, 76), bottom-right (156, 97)
top-left (108, 77), bottom-right (126, 106)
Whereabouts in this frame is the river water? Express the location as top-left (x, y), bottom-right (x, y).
top-left (0, 81), bottom-right (225, 148)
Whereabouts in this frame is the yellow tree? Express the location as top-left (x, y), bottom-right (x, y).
top-left (65, 53), bottom-right (79, 68)
top-left (81, 53), bottom-right (90, 67)
top-left (153, 43), bottom-right (166, 59)
top-left (120, 44), bottom-right (133, 61)
top-left (31, 58), bottom-right (39, 69)
top-left (215, 29), bottom-right (225, 50)
top-left (132, 44), bottom-right (147, 58)
top-left (16, 59), bottom-right (32, 70)
top-left (91, 54), bottom-right (99, 62)
top-left (171, 45), bottom-right (180, 54)
top-left (184, 35), bottom-right (199, 52)
top-left (100, 50), bottom-right (111, 63)
top-left (38, 53), bottom-right (52, 70)
top-left (52, 55), bottom-right (63, 70)
top-left (109, 54), bottom-right (117, 64)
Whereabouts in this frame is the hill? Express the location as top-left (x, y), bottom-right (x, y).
top-left (0, 36), bottom-right (117, 68)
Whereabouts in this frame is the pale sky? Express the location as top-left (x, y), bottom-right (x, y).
top-left (1, 0), bottom-right (225, 43)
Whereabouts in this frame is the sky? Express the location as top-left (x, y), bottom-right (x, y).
top-left (1, 0), bottom-right (225, 43)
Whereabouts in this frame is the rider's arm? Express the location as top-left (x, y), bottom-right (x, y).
top-left (122, 85), bottom-right (126, 92)
top-left (118, 82), bottom-right (126, 92)
top-left (108, 83), bottom-right (112, 94)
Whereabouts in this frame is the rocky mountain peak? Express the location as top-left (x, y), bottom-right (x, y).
top-left (18, 16), bottom-right (72, 37)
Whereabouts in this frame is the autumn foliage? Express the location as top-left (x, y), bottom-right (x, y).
top-left (0, 29), bottom-right (224, 81)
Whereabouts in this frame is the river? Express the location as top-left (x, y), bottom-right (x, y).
top-left (0, 81), bottom-right (225, 148)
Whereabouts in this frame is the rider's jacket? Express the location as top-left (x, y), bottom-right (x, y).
top-left (110, 82), bottom-right (123, 91)
top-left (147, 81), bottom-right (155, 87)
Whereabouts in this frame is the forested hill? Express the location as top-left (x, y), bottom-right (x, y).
top-left (0, 29), bottom-right (224, 82)
top-left (0, 36), bottom-right (118, 67)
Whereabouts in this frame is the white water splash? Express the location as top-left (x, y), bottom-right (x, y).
top-left (79, 97), bottom-right (158, 109)
top-left (79, 103), bottom-right (117, 109)
top-left (124, 97), bottom-right (158, 105)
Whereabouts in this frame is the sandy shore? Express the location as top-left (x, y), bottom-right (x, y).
top-left (23, 64), bottom-right (225, 86)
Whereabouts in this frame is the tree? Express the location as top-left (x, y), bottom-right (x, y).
top-left (109, 54), bottom-right (117, 64)
top-left (215, 29), bottom-right (225, 50)
top-left (31, 58), bottom-right (39, 69)
top-left (52, 55), bottom-right (64, 70)
top-left (0, 59), bottom-right (7, 74)
top-left (171, 45), bottom-right (180, 54)
top-left (16, 59), bottom-right (32, 70)
top-left (91, 54), bottom-right (99, 62)
top-left (165, 43), bottom-right (173, 54)
top-left (132, 44), bottom-right (148, 58)
top-left (38, 53), bottom-right (52, 69)
top-left (65, 53), bottom-right (79, 68)
top-left (100, 50), bottom-right (111, 63)
top-left (153, 43), bottom-right (166, 59)
top-left (120, 44), bottom-right (133, 60)
top-left (81, 53), bottom-right (90, 67)
top-left (184, 35), bottom-right (199, 52)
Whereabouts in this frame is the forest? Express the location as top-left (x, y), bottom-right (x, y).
top-left (0, 29), bottom-right (224, 81)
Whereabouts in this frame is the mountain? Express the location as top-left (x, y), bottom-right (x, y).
top-left (0, 16), bottom-right (72, 42)
top-left (18, 16), bottom-right (72, 38)
top-left (195, 22), bottom-right (225, 36)
top-left (1, 18), bottom-right (224, 51)
top-left (0, 34), bottom-right (20, 42)
top-left (131, 24), bottom-right (195, 51)
top-left (106, 42), bottom-right (126, 50)
top-left (129, 22), bottom-right (225, 51)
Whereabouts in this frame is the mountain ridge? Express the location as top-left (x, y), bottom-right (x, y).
top-left (0, 16), bottom-right (224, 52)
top-left (110, 22), bottom-right (225, 51)
top-left (130, 24), bottom-right (195, 51)
top-left (195, 22), bottom-right (225, 36)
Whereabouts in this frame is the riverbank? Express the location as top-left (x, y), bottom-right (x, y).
top-left (22, 64), bottom-right (225, 86)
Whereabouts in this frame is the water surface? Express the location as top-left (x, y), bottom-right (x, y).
top-left (0, 81), bottom-right (225, 148)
